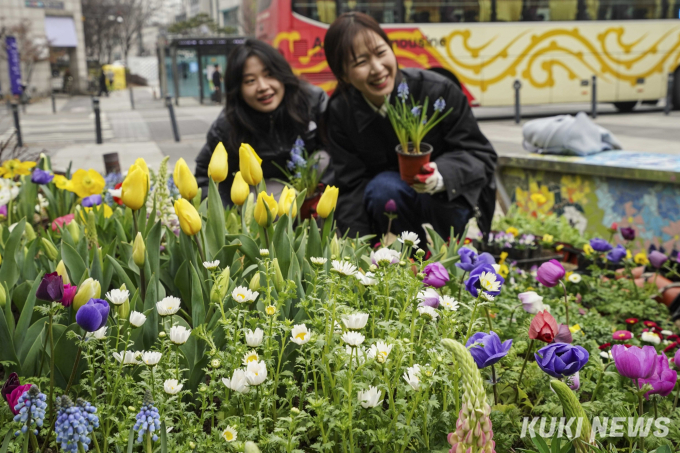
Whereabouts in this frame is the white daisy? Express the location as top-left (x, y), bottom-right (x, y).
top-left (164, 379), bottom-right (183, 395)
top-left (142, 351), bottom-right (162, 366)
top-left (203, 260), bottom-right (220, 270)
top-left (478, 272), bottom-right (501, 293)
top-left (331, 260), bottom-right (357, 276)
top-left (129, 311), bottom-right (147, 328)
top-left (232, 286), bottom-right (259, 303)
top-left (242, 350), bottom-right (259, 366)
top-left (341, 331), bottom-right (365, 347)
top-left (290, 324), bottom-right (311, 345)
top-left (222, 426), bottom-right (237, 442)
top-left (169, 325), bottom-right (191, 345)
top-left (358, 386), bottom-right (383, 408)
top-left (398, 231), bottom-right (420, 249)
top-left (417, 306), bottom-right (439, 321)
top-left (105, 289), bottom-right (129, 305)
top-left (367, 341), bottom-right (393, 363)
top-left (156, 296), bottom-right (181, 316)
top-left (356, 271), bottom-right (378, 286)
top-left (259, 249), bottom-right (270, 257)
top-left (310, 257), bottom-right (327, 266)
top-left (342, 313), bottom-right (369, 330)
top-left (568, 273), bottom-right (582, 284)
top-left (370, 248), bottom-right (400, 267)
top-left (440, 296), bottom-right (459, 311)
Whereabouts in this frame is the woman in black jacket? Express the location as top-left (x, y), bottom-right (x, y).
top-left (195, 39), bottom-right (328, 204)
top-left (323, 13), bottom-right (497, 241)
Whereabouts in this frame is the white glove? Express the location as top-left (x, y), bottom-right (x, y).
top-left (412, 162), bottom-right (445, 194)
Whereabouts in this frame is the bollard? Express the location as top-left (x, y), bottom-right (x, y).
top-left (129, 86), bottom-right (135, 110)
top-left (51, 91), bottom-right (56, 114)
top-left (103, 152), bottom-right (121, 174)
top-left (591, 75), bottom-right (597, 119)
top-left (513, 79), bottom-right (521, 124)
top-left (93, 97), bottom-right (103, 144)
top-left (12, 103), bottom-right (23, 147)
top-left (166, 95), bottom-right (180, 142)
top-left (666, 73), bottom-right (674, 115)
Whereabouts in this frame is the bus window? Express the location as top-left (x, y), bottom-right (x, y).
top-left (401, 0), bottom-right (481, 23)
top-left (597, 0), bottom-right (660, 19)
top-left (292, 0), bottom-right (338, 22)
top-left (549, 0), bottom-right (577, 20)
top-left (495, 0), bottom-right (522, 21)
top-left (520, 0), bottom-right (551, 20)
top-left (339, 0), bottom-right (401, 23)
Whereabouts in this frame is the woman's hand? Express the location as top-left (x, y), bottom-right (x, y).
top-left (413, 162), bottom-right (444, 194)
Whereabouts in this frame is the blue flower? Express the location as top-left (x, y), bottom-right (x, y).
top-left (590, 238), bottom-right (612, 252)
top-left (76, 299), bottom-right (109, 332)
top-left (82, 194), bottom-right (102, 207)
top-left (287, 161), bottom-right (296, 171)
top-left (294, 172), bottom-right (302, 179)
top-left (133, 391), bottom-right (161, 443)
top-left (31, 169), bottom-right (54, 184)
top-left (466, 331), bottom-right (512, 368)
top-left (606, 244), bottom-right (627, 263)
top-left (534, 343), bottom-right (589, 379)
top-left (397, 81), bottom-right (409, 100)
top-left (294, 137), bottom-right (305, 148)
top-left (464, 264), bottom-right (504, 298)
top-left (291, 153), bottom-right (306, 167)
top-left (411, 106), bottom-right (422, 117)
top-left (54, 396), bottom-right (99, 452)
top-left (433, 97), bottom-right (446, 112)
top-left (13, 385), bottom-right (47, 437)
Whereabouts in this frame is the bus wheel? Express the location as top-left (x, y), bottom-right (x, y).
top-left (673, 68), bottom-right (680, 111)
top-left (613, 101), bottom-right (637, 112)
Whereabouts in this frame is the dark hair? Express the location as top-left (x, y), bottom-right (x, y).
top-left (324, 12), bottom-right (393, 96)
top-left (225, 39), bottom-right (311, 154)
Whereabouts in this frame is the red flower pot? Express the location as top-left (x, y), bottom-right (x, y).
top-left (396, 142), bottom-right (433, 185)
top-left (300, 184), bottom-right (324, 219)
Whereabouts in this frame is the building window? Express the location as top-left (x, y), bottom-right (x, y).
top-left (222, 7), bottom-right (240, 27)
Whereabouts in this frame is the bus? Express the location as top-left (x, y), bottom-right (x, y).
top-left (256, 0), bottom-right (680, 110)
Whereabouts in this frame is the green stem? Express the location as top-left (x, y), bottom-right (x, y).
top-left (464, 297), bottom-right (481, 343)
top-left (194, 234), bottom-right (206, 266)
top-left (591, 361), bottom-right (614, 402)
top-left (491, 364), bottom-right (499, 406)
top-left (65, 345), bottom-right (83, 394)
top-left (398, 392), bottom-right (421, 453)
top-left (515, 340), bottom-right (534, 402)
top-left (559, 280), bottom-right (569, 326)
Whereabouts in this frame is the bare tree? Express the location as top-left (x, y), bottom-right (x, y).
top-left (114, 0), bottom-right (163, 63)
top-left (0, 19), bottom-right (50, 89)
top-left (82, 0), bottom-right (119, 62)
top-left (240, 0), bottom-right (258, 36)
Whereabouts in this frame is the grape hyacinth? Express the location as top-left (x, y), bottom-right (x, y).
top-left (397, 81), bottom-right (409, 100)
top-left (54, 395), bottom-right (99, 452)
top-left (133, 391), bottom-right (162, 443)
top-left (433, 97), bottom-right (446, 112)
top-left (145, 157), bottom-right (180, 234)
top-left (13, 385), bottom-right (47, 437)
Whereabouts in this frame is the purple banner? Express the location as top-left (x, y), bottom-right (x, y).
top-left (6, 36), bottom-right (23, 96)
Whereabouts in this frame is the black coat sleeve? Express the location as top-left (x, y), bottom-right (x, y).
top-left (195, 110), bottom-right (227, 197)
top-left (432, 82), bottom-right (496, 209)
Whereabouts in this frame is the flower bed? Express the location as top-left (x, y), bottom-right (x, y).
top-left (0, 150), bottom-right (679, 453)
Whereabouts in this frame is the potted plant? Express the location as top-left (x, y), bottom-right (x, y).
top-left (274, 137), bottom-right (326, 219)
top-left (385, 81), bottom-right (452, 185)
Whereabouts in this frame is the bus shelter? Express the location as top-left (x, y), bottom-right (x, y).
top-left (163, 37), bottom-right (245, 104)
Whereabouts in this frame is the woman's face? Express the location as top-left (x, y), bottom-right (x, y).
top-left (241, 55), bottom-right (285, 113)
top-left (345, 30), bottom-right (397, 107)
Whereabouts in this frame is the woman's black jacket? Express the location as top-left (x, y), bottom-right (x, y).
top-left (195, 82), bottom-right (328, 203)
top-left (325, 68), bottom-right (497, 236)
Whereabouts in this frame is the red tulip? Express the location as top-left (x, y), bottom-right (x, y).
top-left (529, 311), bottom-right (558, 343)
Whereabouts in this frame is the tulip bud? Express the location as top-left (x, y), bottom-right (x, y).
top-left (73, 278), bottom-right (102, 312)
top-left (316, 185), bottom-right (339, 219)
top-left (132, 232), bottom-right (145, 267)
top-left (25, 223), bottom-right (36, 241)
top-left (118, 299), bottom-right (130, 320)
top-left (56, 260), bottom-right (70, 285)
top-left (239, 143), bottom-right (263, 186)
top-left (272, 258), bottom-right (284, 291)
top-left (277, 186), bottom-right (297, 218)
top-left (0, 285), bottom-right (6, 308)
top-left (211, 359), bottom-right (221, 368)
top-left (253, 191), bottom-right (278, 228)
top-left (330, 236), bottom-right (340, 258)
top-left (66, 221), bottom-right (80, 244)
top-left (121, 164), bottom-right (148, 211)
top-left (369, 264), bottom-right (377, 272)
top-left (415, 248), bottom-right (426, 258)
top-left (174, 198), bottom-right (202, 236)
top-left (249, 272), bottom-right (261, 291)
top-left (133, 158), bottom-right (150, 180)
top-left (231, 171), bottom-right (249, 206)
top-left (208, 142), bottom-right (229, 183)
top-left (245, 441), bottom-right (261, 453)
top-left (244, 193), bottom-right (255, 225)
top-left (210, 267), bottom-right (231, 304)
top-left (41, 238), bottom-right (58, 261)
top-left (173, 158), bottom-right (198, 200)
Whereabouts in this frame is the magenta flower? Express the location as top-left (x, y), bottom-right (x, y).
top-left (0, 205), bottom-right (6, 216)
top-left (676, 349), bottom-right (680, 368)
top-left (649, 251), bottom-right (668, 269)
top-left (384, 199), bottom-right (397, 213)
top-left (620, 227), bottom-right (636, 241)
top-left (1, 373), bottom-right (31, 416)
top-left (422, 262), bottom-right (449, 288)
top-left (36, 272), bottom-right (64, 302)
top-left (638, 354), bottom-right (677, 399)
top-left (613, 330), bottom-right (632, 341)
top-left (536, 259), bottom-right (565, 287)
top-left (51, 213), bottom-right (75, 231)
top-left (611, 344), bottom-right (657, 379)
top-left (76, 299), bottom-right (110, 332)
top-left (61, 284), bottom-right (77, 307)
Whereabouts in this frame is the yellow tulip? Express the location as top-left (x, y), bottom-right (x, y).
top-left (316, 185), bottom-right (339, 219)
top-left (70, 169), bottom-right (105, 198)
top-left (239, 143), bottom-right (263, 186)
top-left (73, 278), bottom-right (101, 312)
top-left (208, 142), bottom-right (229, 183)
top-left (173, 158), bottom-right (198, 200)
top-left (133, 158), bottom-right (150, 180)
top-left (56, 260), bottom-right (70, 285)
top-left (121, 164), bottom-right (148, 210)
top-left (0, 159), bottom-right (37, 178)
top-left (277, 186), bottom-right (297, 217)
top-left (253, 191), bottom-right (278, 227)
top-left (174, 198), bottom-right (202, 236)
top-left (231, 171), bottom-right (249, 206)
top-left (52, 175), bottom-right (73, 191)
top-left (132, 232), bottom-right (146, 267)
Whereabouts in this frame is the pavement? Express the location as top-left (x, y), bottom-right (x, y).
top-left (0, 88), bottom-right (679, 174)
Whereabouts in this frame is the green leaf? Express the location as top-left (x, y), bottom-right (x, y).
top-left (227, 234), bottom-right (260, 264)
top-left (0, 218), bottom-right (26, 288)
top-left (142, 273), bottom-right (159, 349)
top-left (273, 215), bottom-right (291, 278)
top-left (14, 271), bottom-right (43, 351)
top-left (190, 263), bottom-right (206, 327)
top-left (160, 421), bottom-right (168, 453)
top-left (21, 238), bottom-right (39, 282)
top-left (173, 261), bottom-right (192, 314)
top-left (61, 241), bottom-right (87, 284)
top-left (321, 210), bottom-right (334, 245)
top-left (146, 220), bottom-right (162, 276)
top-left (106, 255), bottom-right (137, 294)
top-left (206, 179), bottom-right (226, 258)
top-left (1, 431), bottom-right (12, 453)
top-left (530, 434), bottom-right (551, 453)
top-left (17, 316), bottom-right (46, 368)
top-left (53, 323), bottom-right (85, 389)
top-left (126, 427), bottom-right (135, 453)
top-left (0, 306), bottom-right (18, 373)
top-left (91, 246), bottom-right (103, 284)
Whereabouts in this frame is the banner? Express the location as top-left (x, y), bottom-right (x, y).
top-left (5, 36), bottom-right (23, 96)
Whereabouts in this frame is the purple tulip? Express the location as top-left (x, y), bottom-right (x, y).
top-left (82, 194), bottom-right (103, 208)
top-left (534, 343), bottom-right (589, 378)
top-left (417, 288), bottom-right (440, 308)
top-left (31, 168), bottom-right (54, 185)
top-left (76, 298), bottom-right (110, 332)
top-left (1, 372), bottom-right (20, 403)
top-left (649, 250), bottom-right (668, 269)
top-left (455, 247), bottom-right (478, 272)
top-left (384, 199), bottom-right (397, 213)
top-left (422, 262), bottom-right (449, 288)
top-left (61, 284), bottom-right (77, 307)
top-left (553, 324), bottom-right (573, 344)
top-left (465, 331), bottom-right (512, 369)
top-left (590, 238), bottom-right (612, 252)
top-left (620, 227), bottom-right (636, 241)
top-left (464, 264), bottom-right (504, 298)
top-left (606, 245), bottom-right (627, 264)
top-left (536, 259), bottom-right (565, 288)
top-left (675, 348), bottom-right (680, 368)
top-left (638, 353), bottom-right (677, 399)
top-left (36, 272), bottom-right (64, 302)
top-left (0, 205), bottom-right (6, 216)
top-left (611, 344), bottom-right (657, 379)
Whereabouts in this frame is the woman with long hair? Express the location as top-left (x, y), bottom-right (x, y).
top-left (323, 12), bottom-right (497, 241)
top-left (195, 39), bottom-right (328, 203)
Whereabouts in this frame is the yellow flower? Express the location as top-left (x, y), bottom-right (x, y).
top-left (73, 278), bottom-right (101, 312)
top-left (277, 186), bottom-right (297, 217)
top-left (498, 264), bottom-right (509, 278)
top-left (555, 244), bottom-right (564, 251)
top-left (316, 185), bottom-right (339, 219)
top-left (530, 193), bottom-right (547, 205)
top-left (174, 198), bottom-right (202, 236)
top-left (569, 324), bottom-right (582, 334)
top-left (626, 249), bottom-right (632, 260)
top-left (253, 191), bottom-right (278, 227)
top-left (505, 227), bottom-right (519, 236)
top-left (56, 260), bottom-right (70, 285)
top-left (121, 165), bottom-right (148, 210)
top-left (53, 175), bottom-right (73, 191)
top-left (542, 234), bottom-right (554, 244)
top-left (265, 305), bottom-right (277, 315)
top-left (239, 143), bottom-right (263, 186)
top-left (0, 159), bottom-right (36, 178)
top-left (173, 158), bottom-right (198, 200)
top-left (634, 252), bottom-right (649, 265)
top-left (208, 142), bottom-right (229, 183)
top-left (132, 232), bottom-right (145, 267)
top-left (499, 251), bottom-right (508, 265)
top-left (583, 243), bottom-right (594, 256)
top-left (69, 169), bottom-right (105, 198)
top-left (133, 158), bottom-right (150, 180)
top-left (82, 204), bottom-right (113, 219)
top-left (230, 171), bottom-right (249, 206)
